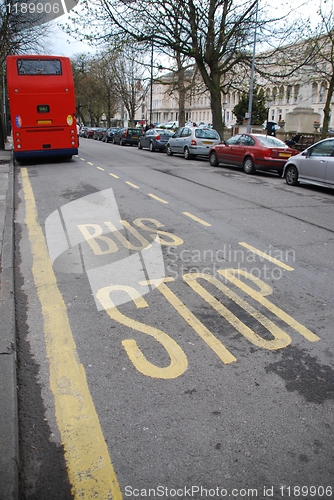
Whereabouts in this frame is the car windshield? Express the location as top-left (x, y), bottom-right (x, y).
top-left (257, 135), bottom-right (287, 148)
top-left (156, 129), bottom-right (174, 136)
top-left (128, 129), bottom-right (138, 134)
top-left (195, 129), bottom-right (220, 139)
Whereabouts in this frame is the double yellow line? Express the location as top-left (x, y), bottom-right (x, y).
top-left (21, 168), bottom-right (122, 499)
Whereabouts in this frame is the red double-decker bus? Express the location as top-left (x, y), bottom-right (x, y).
top-left (6, 55), bottom-right (79, 161)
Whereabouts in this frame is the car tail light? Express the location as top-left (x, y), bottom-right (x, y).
top-left (191, 139), bottom-right (197, 145)
top-left (156, 135), bottom-right (161, 140)
top-left (124, 130), bottom-right (128, 137)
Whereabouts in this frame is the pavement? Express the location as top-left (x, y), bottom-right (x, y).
top-left (0, 139), bottom-right (18, 500)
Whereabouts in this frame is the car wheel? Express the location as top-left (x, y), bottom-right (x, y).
top-left (149, 141), bottom-right (155, 152)
top-left (243, 156), bottom-right (255, 174)
top-left (166, 144), bottom-right (173, 156)
top-left (138, 141), bottom-right (142, 149)
top-left (209, 151), bottom-right (219, 167)
top-left (112, 137), bottom-right (116, 144)
top-left (285, 165), bottom-right (299, 186)
top-left (120, 138), bottom-right (124, 146)
top-left (184, 147), bottom-right (194, 160)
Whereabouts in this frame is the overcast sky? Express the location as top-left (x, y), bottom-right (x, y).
top-left (46, 17), bottom-right (94, 57)
top-left (45, 0), bottom-right (318, 59)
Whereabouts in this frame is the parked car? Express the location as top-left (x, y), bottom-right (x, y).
top-left (112, 127), bottom-right (140, 146)
top-left (138, 128), bottom-right (174, 152)
top-left (166, 126), bottom-right (221, 160)
top-left (209, 133), bottom-right (299, 175)
top-left (284, 137), bottom-right (334, 189)
top-left (93, 127), bottom-right (107, 140)
top-left (102, 127), bottom-right (120, 143)
top-left (79, 126), bottom-right (88, 137)
top-left (84, 127), bottom-right (99, 139)
top-left (165, 121), bottom-right (179, 129)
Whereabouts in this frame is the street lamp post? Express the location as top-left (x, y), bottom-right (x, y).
top-left (223, 102), bottom-right (227, 139)
top-left (150, 40), bottom-right (153, 126)
top-left (247, 0), bottom-right (259, 134)
top-left (265, 99), bottom-right (272, 135)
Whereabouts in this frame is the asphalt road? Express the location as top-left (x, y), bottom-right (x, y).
top-left (15, 138), bottom-right (334, 500)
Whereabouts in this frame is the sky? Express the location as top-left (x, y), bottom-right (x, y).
top-left (45, 0), bottom-right (319, 59)
top-left (46, 16), bottom-right (94, 58)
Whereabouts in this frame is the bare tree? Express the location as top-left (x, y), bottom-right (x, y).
top-left (69, 0), bottom-right (299, 137)
top-left (106, 45), bottom-right (148, 126)
top-left (0, 0), bottom-right (50, 147)
top-left (72, 54), bottom-right (103, 125)
top-left (308, 1), bottom-right (334, 139)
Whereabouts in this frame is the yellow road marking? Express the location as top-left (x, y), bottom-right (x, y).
top-left (184, 273), bottom-right (291, 350)
top-left (125, 181), bottom-right (139, 189)
top-left (218, 268), bottom-right (320, 342)
top-left (21, 168), bottom-right (122, 499)
top-left (148, 194), bottom-right (169, 204)
top-left (182, 212), bottom-right (211, 227)
top-left (87, 161), bottom-right (94, 165)
top-left (97, 285), bottom-right (188, 379)
top-left (141, 278), bottom-right (236, 364)
top-left (109, 173), bottom-right (119, 179)
top-left (238, 242), bottom-right (294, 271)
top-left (96, 166), bottom-right (105, 171)
top-left (80, 158), bottom-right (85, 161)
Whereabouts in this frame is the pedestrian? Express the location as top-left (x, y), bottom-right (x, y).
top-left (74, 114), bottom-right (80, 146)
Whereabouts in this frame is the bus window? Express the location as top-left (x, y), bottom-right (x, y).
top-left (17, 59), bottom-right (62, 75)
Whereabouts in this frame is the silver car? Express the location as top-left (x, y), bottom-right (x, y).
top-left (284, 137), bottom-right (334, 189)
top-left (166, 126), bottom-right (221, 160)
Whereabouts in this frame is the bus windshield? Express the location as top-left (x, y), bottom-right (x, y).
top-left (17, 59), bottom-right (62, 75)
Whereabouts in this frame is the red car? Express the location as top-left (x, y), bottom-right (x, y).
top-left (209, 133), bottom-right (299, 175)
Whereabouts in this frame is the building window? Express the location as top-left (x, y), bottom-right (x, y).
top-left (294, 85), bottom-right (300, 103)
top-left (279, 86), bottom-right (284, 105)
top-left (311, 83), bottom-right (318, 103)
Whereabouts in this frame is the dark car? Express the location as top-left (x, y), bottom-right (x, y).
top-left (93, 127), bottom-right (107, 140)
top-left (102, 127), bottom-right (120, 143)
top-left (112, 127), bottom-right (140, 146)
top-left (138, 128), bottom-right (174, 152)
top-left (209, 133), bottom-right (299, 175)
top-left (284, 137), bottom-right (334, 189)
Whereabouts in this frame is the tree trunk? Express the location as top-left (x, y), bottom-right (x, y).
top-left (195, 60), bottom-right (224, 138)
top-left (210, 89), bottom-right (224, 138)
top-left (177, 76), bottom-right (186, 127)
top-left (0, 99), bottom-right (5, 150)
top-left (321, 74), bottom-right (334, 140)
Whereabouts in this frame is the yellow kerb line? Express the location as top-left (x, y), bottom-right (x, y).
top-left (183, 212), bottom-right (211, 227)
top-left (125, 181), bottom-right (139, 189)
top-left (21, 168), bottom-right (122, 500)
top-left (238, 242), bottom-right (294, 271)
top-left (148, 193), bottom-right (169, 204)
